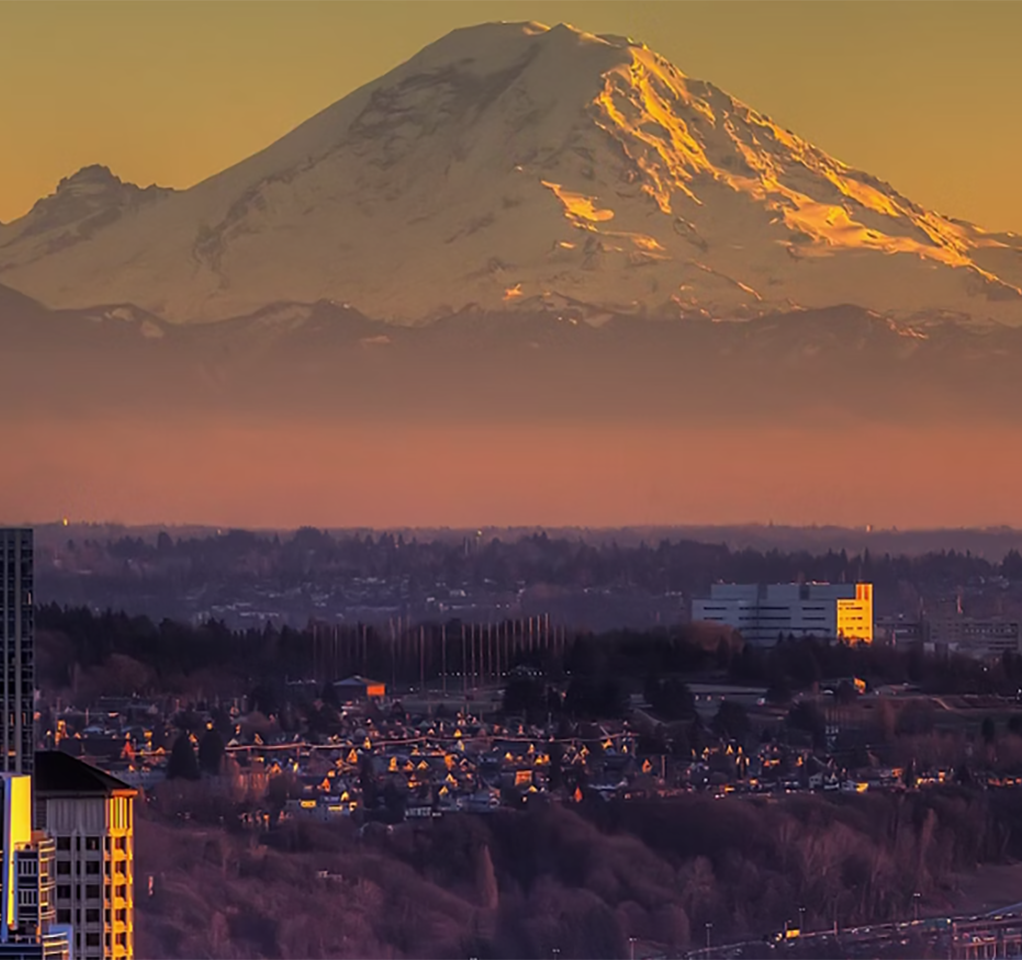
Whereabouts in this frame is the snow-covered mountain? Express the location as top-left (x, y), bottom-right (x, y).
top-left (0, 165), bottom-right (175, 271)
top-left (1, 21), bottom-right (1021, 325)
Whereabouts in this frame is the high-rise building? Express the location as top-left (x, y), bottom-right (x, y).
top-left (0, 530), bottom-right (34, 776)
top-left (0, 774), bottom-right (70, 960)
top-left (692, 582), bottom-right (874, 646)
top-left (1, 530), bottom-right (134, 960)
top-left (34, 753), bottom-right (136, 960)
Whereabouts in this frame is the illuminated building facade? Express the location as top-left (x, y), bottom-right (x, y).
top-left (0, 530), bottom-right (34, 776)
top-left (0, 774), bottom-right (69, 960)
top-left (34, 753), bottom-right (136, 960)
top-left (693, 582), bottom-right (874, 646)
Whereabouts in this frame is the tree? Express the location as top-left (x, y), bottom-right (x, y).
top-left (648, 678), bottom-right (696, 721)
top-left (167, 734), bottom-right (200, 781)
top-left (198, 728), bottom-right (226, 776)
top-left (713, 700), bottom-right (751, 743)
top-left (765, 677), bottom-right (792, 705)
top-left (503, 676), bottom-right (545, 721)
top-left (1003, 549), bottom-right (1022, 581)
top-left (564, 676), bottom-right (627, 720)
top-left (787, 702), bottom-right (826, 749)
top-left (982, 716), bottom-right (997, 746)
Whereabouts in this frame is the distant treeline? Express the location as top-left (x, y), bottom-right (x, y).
top-left (44, 527), bottom-right (1022, 595)
top-left (35, 604), bottom-right (1022, 705)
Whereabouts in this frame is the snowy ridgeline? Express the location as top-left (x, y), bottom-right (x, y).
top-left (0, 21), bottom-right (1019, 329)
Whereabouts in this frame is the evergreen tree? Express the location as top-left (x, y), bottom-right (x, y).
top-left (167, 733), bottom-right (200, 781)
top-left (198, 728), bottom-right (226, 776)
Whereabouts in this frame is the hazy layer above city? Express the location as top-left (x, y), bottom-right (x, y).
top-left (6, 415), bottom-right (1022, 529)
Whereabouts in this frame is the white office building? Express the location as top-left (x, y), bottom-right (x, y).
top-left (692, 582), bottom-right (874, 646)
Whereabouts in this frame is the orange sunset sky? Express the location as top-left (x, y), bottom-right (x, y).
top-left (3, 1), bottom-right (1022, 233)
top-left (3, 1), bottom-right (1022, 530)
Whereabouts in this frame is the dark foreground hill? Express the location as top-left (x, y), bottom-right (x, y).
top-left (136, 787), bottom-right (1022, 959)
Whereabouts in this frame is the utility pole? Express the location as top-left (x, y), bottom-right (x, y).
top-left (389, 618), bottom-right (396, 691)
top-left (441, 623), bottom-right (447, 697)
top-left (470, 623), bottom-right (477, 693)
top-left (419, 625), bottom-right (425, 697)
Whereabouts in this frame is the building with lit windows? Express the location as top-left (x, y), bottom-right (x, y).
top-left (3, 531), bottom-right (134, 960)
top-left (0, 774), bottom-right (70, 960)
top-left (692, 582), bottom-right (874, 646)
top-left (34, 753), bottom-right (135, 960)
top-left (0, 530), bottom-right (34, 776)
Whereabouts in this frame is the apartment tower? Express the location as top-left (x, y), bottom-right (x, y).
top-left (0, 531), bottom-right (34, 776)
top-left (34, 753), bottom-right (135, 960)
top-left (0, 774), bottom-right (69, 959)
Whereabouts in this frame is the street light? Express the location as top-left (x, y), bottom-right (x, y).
top-left (705, 922), bottom-right (713, 950)
top-left (913, 891), bottom-right (921, 922)
top-left (798, 906), bottom-right (806, 932)
top-left (629, 936), bottom-right (636, 960)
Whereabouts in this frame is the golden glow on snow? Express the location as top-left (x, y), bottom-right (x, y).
top-left (557, 39), bottom-right (1022, 304)
top-left (540, 180), bottom-right (615, 226)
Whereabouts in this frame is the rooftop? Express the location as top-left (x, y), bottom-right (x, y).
top-left (34, 750), bottom-right (137, 798)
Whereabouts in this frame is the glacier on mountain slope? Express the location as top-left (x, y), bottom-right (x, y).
top-left (0, 21), bottom-right (1020, 326)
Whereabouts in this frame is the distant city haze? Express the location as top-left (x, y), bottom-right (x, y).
top-left (5, 417), bottom-right (1021, 529)
top-left (3, 1), bottom-right (1022, 234)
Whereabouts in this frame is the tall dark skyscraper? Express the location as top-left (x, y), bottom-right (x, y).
top-left (0, 529), bottom-right (33, 775)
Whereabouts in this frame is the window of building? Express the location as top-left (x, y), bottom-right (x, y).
top-left (56, 862), bottom-right (70, 875)
top-left (115, 884), bottom-right (127, 900)
top-left (85, 837), bottom-right (100, 851)
top-left (86, 908), bottom-right (100, 923)
top-left (57, 909), bottom-right (71, 924)
top-left (85, 885), bottom-right (100, 900)
top-left (115, 909), bottom-right (126, 923)
top-left (85, 933), bottom-right (100, 947)
top-left (86, 861), bottom-right (100, 875)
top-left (18, 889), bottom-right (37, 906)
top-left (56, 837), bottom-right (71, 851)
top-left (56, 885), bottom-right (70, 901)
top-left (115, 933), bottom-right (126, 946)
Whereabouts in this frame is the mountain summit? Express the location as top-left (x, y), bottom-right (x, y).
top-left (1, 21), bottom-right (1020, 324)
